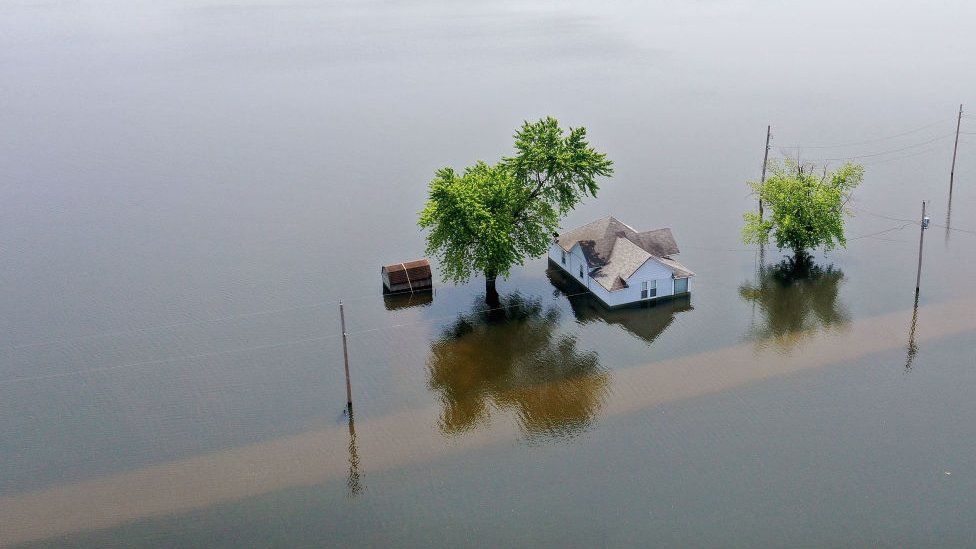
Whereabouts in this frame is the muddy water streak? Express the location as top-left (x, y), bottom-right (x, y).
top-left (2, 296), bottom-right (973, 546)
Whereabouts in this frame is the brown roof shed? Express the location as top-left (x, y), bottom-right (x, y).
top-left (381, 259), bottom-right (433, 293)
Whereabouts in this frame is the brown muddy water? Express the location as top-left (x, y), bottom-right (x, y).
top-left (2, 1), bottom-right (976, 547)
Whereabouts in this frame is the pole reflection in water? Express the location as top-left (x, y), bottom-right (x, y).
top-left (426, 293), bottom-right (609, 441)
top-left (945, 191), bottom-right (953, 246)
top-left (346, 407), bottom-right (364, 496)
top-left (739, 255), bottom-right (850, 350)
top-left (905, 291), bottom-right (920, 371)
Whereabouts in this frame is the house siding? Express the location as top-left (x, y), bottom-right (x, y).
top-left (606, 258), bottom-right (675, 307)
top-left (548, 242), bottom-right (692, 308)
top-left (548, 243), bottom-right (613, 306)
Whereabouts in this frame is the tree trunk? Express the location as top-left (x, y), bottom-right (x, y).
top-left (485, 272), bottom-right (500, 309)
top-left (791, 248), bottom-right (811, 274)
top-left (793, 248), bottom-right (805, 264)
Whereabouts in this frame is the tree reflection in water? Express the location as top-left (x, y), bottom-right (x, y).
top-left (739, 256), bottom-right (851, 349)
top-left (427, 293), bottom-right (609, 440)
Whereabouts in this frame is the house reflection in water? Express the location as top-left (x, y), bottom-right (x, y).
top-left (426, 293), bottom-right (609, 441)
top-left (739, 257), bottom-right (850, 350)
top-left (546, 265), bottom-right (693, 345)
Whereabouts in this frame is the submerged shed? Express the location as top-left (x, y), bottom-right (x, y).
top-left (381, 259), bottom-right (432, 294)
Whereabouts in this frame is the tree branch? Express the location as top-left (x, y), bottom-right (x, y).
top-left (510, 170), bottom-right (550, 225)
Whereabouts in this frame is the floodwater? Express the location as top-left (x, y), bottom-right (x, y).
top-left (2, 1), bottom-right (976, 546)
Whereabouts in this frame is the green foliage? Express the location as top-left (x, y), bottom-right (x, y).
top-left (419, 117), bottom-right (613, 285)
top-left (743, 159), bottom-right (863, 256)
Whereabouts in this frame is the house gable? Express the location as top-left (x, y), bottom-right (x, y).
top-left (625, 254), bottom-right (675, 287)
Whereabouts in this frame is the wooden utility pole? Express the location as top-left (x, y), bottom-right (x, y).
top-left (949, 104), bottom-right (963, 196)
top-left (759, 125), bottom-right (771, 220)
top-left (339, 300), bottom-right (353, 409)
top-left (915, 201), bottom-right (929, 294)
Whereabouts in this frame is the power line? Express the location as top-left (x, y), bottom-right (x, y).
top-left (857, 143), bottom-right (951, 166)
top-left (852, 206), bottom-right (917, 224)
top-left (801, 133), bottom-right (957, 162)
top-left (0, 298), bottom-right (347, 352)
top-left (854, 206), bottom-right (976, 237)
top-left (4, 114), bottom-right (970, 354)
top-left (0, 267), bottom-right (610, 352)
top-left (930, 222), bottom-right (976, 236)
top-left (0, 275), bottom-right (500, 352)
top-left (345, 288), bottom-right (600, 337)
top-left (0, 287), bottom-right (605, 385)
top-left (0, 333), bottom-right (343, 386)
top-left (778, 116), bottom-right (956, 150)
top-left (847, 223), bottom-right (917, 241)
top-left (5, 216), bottom-right (968, 387)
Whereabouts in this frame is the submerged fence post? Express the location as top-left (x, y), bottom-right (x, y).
top-left (339, 300), bottom-right (352, 409)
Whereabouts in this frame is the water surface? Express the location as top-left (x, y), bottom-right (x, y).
top-left (2, 0), bottom-right (976, 546)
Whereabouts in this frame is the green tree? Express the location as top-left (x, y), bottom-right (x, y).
top-left (419, 117), bottom-right (613, 305)
top-left (743, 159), bottom-right (863, 261)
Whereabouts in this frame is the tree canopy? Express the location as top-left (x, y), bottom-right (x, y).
top-left (743, 158), bottom-right (863, 259)
top-left (419, 117), bottom-right (613, 304)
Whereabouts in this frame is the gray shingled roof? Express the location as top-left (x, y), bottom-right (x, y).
top-left (633, 228), bottom-right (680, 258)
top-left (590, 237), bottom-right (650, 292)
top-left (656, 256), bottom-right (695, 279)
top-left (557, 216), bottom-right (694, 292)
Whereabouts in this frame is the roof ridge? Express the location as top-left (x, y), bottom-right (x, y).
top-left (615, 218), bottom-right (639, 233)
top-left (621, 233), bottom-right (646, 251)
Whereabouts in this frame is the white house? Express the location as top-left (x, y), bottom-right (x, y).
top-left (548, 216), bottom-right (694, 308)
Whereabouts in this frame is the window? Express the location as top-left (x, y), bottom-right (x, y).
top-left (579, 265), bottom-right (584, 279)
top-left (641, 280), bottom-right (657, 299)
top-left (674, 277), bottom-right (689, 294)
top-left (561, 250), bottom-right (566, 264)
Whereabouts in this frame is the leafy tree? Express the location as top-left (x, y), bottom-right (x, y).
top-left (419, 117), bottom-right (613, 305)
top-left (743, 159), bottom-right (863, 261)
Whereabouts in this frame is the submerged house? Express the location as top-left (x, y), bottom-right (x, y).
top-left (548, 216), bottom-right (694, 308)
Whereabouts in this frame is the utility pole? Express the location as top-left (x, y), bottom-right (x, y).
top-left (339, 300), bottom-right (353, 409)
top-left (759, 125), bottom-right (771, 220)
top-left (949, 104), bottom-right (963, 196)
top-left (915, 201), bottom-right (929, 294)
